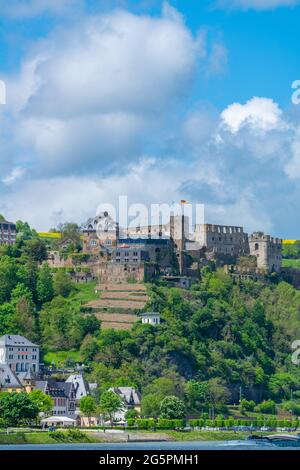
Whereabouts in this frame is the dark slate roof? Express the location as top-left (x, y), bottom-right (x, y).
top-left (110, 387), bottom-right (141, 406)
top-left (35, 379), bottom-right (74, 398)
top-left (0, 334), bottom-right (39, 348)
top-left (140, 311), bottom-right (160, 317)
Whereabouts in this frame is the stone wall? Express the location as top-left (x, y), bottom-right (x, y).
top-left (249, 232), bottom-right (282, 272)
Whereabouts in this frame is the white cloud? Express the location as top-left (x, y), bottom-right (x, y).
top-left (215, 0), bottom-right (300, 10)
top-left (220, 97), bottom-right (285, 133)
top-left (2, 167), bottom-right (25, 186)
top-left (4, 7), bottom-right (215, 176)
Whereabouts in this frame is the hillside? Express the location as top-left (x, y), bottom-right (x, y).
top-left (1, 232), bottom-right (300, 413)
top-left (84, 283), bottom-right (149, 330)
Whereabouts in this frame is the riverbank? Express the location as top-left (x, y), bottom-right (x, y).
top-left (0, 430), bottom-right (102, 445)
top-left (0, 429), bottom-right (276, 445)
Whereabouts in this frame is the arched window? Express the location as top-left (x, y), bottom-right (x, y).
top-left (255, 243), bottom-right (259, 250)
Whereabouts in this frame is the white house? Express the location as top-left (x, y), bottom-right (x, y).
top-left (0, 334), bottom-right (40, 378)
top-left (140, 312), bottom-right (161, 325)
top-left (108, 387), bottom-right (141, 422)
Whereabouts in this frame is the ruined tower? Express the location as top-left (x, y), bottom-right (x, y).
top-left (249, 232), bottom-right (282, 273)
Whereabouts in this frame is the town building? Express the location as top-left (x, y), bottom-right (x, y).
top-left (0, 334), bottom-right (40, 378)
top-left (140, 312), bottom-right (161, 325)
top-left (108, 387), bottom-right (141, 421)
top-left (0, 363), bottom-right (23, 392)
top-left (35, 379), bottom-right (76, 419)
top-left (66, 374), bottom-right (93, 402)
top-left (82, 212), bottom-right (119, 253)
top-left (0, 220), bottom-right (16, 245)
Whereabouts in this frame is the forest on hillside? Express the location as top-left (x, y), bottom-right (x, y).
top-left (1, 220), bottom-right (300, 417)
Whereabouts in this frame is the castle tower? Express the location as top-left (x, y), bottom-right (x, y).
top-left (170, 214), bottom-right (189, 274)
top-left (249, 232), bottom-right (282, 273)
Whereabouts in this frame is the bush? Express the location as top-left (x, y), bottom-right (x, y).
top-left (189, 419), bottom-right (199, 427)
top-left (256, 400), bottom-right (276, 415)
top-left (281, 401), bottom-right (300, 416)
top-left (173, 419), bottom-right (185, 429)
top-left (240, 399), bottom-right (255, 413)
top-left (135, 418), bottom-right (155, 430)
top-left (156, 419), bottom-right (182, 430)
top-left (126, 419), bottom-right (136, 428)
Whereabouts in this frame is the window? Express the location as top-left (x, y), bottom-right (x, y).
top-left (255, 243), bottom-right (259, 250)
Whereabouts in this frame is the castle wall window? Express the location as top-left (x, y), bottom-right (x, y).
top-left (255, 243), bottom-right (259, 250)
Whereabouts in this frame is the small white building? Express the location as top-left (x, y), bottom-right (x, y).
top-left (66, 374), bottom-right (91, 402)
top-left (140, 312), bottom-right (160, 325)
top-left (108, 387), bottom-right (141, 422)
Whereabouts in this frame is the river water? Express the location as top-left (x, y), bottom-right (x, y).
top-left (0, 440), bottom-right (299, 450)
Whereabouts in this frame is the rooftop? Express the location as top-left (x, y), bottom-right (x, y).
top-left (0, 334), bottom-right (39, 348)
top-left (140, 311), bottom-right (160, 317)
top-left (0, 363), bottom-right (22, 389)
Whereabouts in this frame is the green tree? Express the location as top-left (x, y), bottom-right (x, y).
top-left (53, 271), bottom-right (74, 297)
top-left (240, 399), bottom-right (255, 413)
top-left (125, 408), bottom-right (140, 420)
top-left (58, 222), bottom-right (81, 244)
top-left (99, 390), bottom-right (123, 425)
top-left (0, 256), bottom-right (17, 303)
top-left (80, 334), bottom-right (99, 362)
top-left (256, 400), bottom-right (276, 415)
top-left (16, 220), bottom-right (37, 240)
top-left (206, 378), bottom-right (230, 408)
top-left (79, 396), bottom-right (97, 426)
top-left (0, 392), bottom-right (39, 426)
top-left (159, 396), bottom-right (185, 419)
top-left (14, 296), bottom-right (36, 339)
top-left (24, 238), bottom-right (47, 262)
top-left (18, 259), bottom-right (38, 300)
top-left (37, 263), bottom-right (54, 303)
top-left (29, 389), bottom-right (53, 416)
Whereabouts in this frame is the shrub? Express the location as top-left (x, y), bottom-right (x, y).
top-left (135, 418), bottom-right (155, 430)
top-left (126, 419), bottom-right (136, 428)
top-left (173, 419), bottom-right (185, 429)
top-left (157, 419), bottom-right (181, 430)
top-left (281, 401), bottom-right (300, 416)
top-left (189, 419), bottom-right (199, 427)
top-left (240, 399), bottom-right (255, 413)
top-left (256, 400), bottom-right (276, 415)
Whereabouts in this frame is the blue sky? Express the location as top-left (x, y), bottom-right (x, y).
top-left (0, 0), bottom-right (300, 237)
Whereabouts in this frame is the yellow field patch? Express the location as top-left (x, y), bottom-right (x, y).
top-left (38, 232), bottom-right (62, 239)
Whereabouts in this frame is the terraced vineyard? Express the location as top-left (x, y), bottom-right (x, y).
top-left (84, 283), bottom-right (149, 330)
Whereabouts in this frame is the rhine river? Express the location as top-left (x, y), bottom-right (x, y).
top-left (0, 441), bottom-right (299, 450)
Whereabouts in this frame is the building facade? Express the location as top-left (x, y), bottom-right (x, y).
top-left (0, 334), bottom-right (40, 377)
top-left (108, 387), bottom-right (141, 422)
top-left (82, 212), bottom-right (119, 253)
top-left (249, 232), bottom-right (282, 272)
top-left (35, 379), bottom-right (76, 419)
top-left (192, 224), bottom-right (249, 258)
top-left (0, 363), bottom-right (23, 392)
top-left (0, 220), bottom-right (16, 245)
top-left (140, 312), bottom-right (161, 325)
